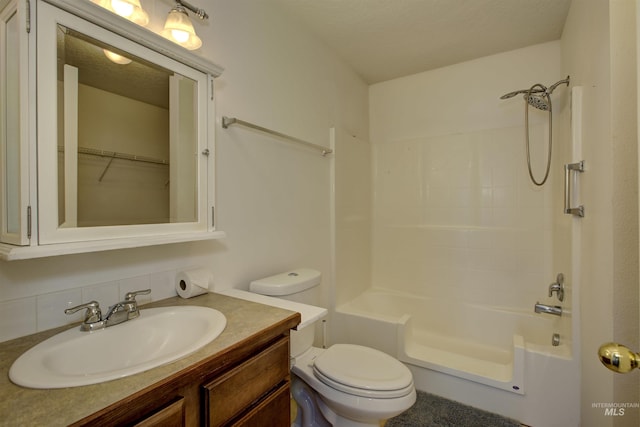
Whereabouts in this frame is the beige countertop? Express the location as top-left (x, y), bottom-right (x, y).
top-left (0, 292), bottom-right (300, 426)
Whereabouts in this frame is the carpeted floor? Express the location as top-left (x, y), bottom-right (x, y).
top-left (385, 391), bottom-right (521, 427)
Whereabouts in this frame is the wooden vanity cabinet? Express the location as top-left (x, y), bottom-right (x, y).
top-left (203, 336), bottom-right (290, 426)
top-left (71, 329), bottom-right (294, 427)
top-left (133, 397), bottom-right (187, 427)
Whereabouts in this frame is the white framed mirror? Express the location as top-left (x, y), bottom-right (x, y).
top-left (36, 1), bottom-right (211, 244)
top-left (0, 0), bottom-right (224, 260)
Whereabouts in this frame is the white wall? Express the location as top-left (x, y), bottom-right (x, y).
top-left (562, 0), bottom-right (639, 425)
top-left (562, 1), bottom-right (614, 426)
top-left (0, 0), bottom-right (368, 342)
top-left (369, 41), bottom-right (565, 311)
top-left (610, 2), bottom-right (640, 425)
top-left (331, 128), bottom-right (372, 308)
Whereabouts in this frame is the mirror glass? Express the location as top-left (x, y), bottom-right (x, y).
top-left (56, 24), bottom-right (197, 228)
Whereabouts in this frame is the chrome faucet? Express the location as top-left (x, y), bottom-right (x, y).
top-left (534, 302), bottom-right (562, 317)
top-left (548, 273), bottom-right (565, 302)
top-left (64, 301), bottom-right (102, 330)
top-left (65, 289), bottom-right (151, 331)
top-left (103, 289), bottom-right (151, 326)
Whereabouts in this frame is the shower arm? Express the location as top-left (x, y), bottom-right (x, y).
top-left (546, 76), bottom-right (570, 94)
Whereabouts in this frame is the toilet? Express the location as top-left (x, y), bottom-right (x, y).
top-left (249, 269), bottom-right (416, 427)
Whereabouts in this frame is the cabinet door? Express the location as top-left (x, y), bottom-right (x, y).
top-left (203, 338), bottom-right (290, 427)
top-left (35, 1), bottom-right (212, 245)
top-left (0, 0), bottom-right (30, 246)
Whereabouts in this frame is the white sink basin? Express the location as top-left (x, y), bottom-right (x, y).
top-left (9, 306), bottom-right (226, 389)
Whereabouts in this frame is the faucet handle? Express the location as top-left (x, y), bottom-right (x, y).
top-left (124, 289), bottom-right (151, 302)
top-left (121, 289), bottom-right (150, 321)
top-left (548, 273), bottom-right (565, 302)
top-left (65, 301), bottom-right (102, 323)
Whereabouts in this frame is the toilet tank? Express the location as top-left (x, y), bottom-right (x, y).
top-left (250, 269), bottom-right (323, 357)
top-left (249, 268), bottom-right (322, 304)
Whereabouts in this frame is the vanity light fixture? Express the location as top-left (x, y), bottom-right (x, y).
top-left (91, 0), bottom-right (149, 26)
top-left (162, 0), bottom-right (208, 50)
top-left (91, 0), bottom-right (144, 64)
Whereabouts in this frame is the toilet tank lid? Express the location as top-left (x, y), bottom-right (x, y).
top-left (249, 268), bottom-right (321, 296)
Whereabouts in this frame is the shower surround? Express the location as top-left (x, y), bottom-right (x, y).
top-left (331, 40), bottom-right (579, 426)
top-left (368, 41), bottom-right (567, 313)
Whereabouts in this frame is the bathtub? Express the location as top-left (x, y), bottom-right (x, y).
top-left (334, 288), bottom-right (580, 426)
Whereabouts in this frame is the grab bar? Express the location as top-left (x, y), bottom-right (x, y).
top-left (564, 161), bottom-right (584, 217)
top-left (221, 116), bottom-right (333, 157)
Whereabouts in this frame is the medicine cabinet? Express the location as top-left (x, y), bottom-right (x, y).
top-left (0, 0), bottom-right (224, 260)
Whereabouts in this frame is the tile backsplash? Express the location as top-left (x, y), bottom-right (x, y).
top-left (0, 269), bottom-right (179, 343)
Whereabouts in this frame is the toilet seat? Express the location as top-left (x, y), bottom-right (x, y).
top-left (313, 344), bottom-right (414, 398)
top-left (292, 346), bottom-right (417, 424)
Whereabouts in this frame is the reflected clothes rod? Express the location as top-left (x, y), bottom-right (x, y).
top-left (58, 146), bottom-right (169, 166)
top-left (58, 146), bottom-right (169, 182)
top-left (222, 116), bottom-right (332, 156)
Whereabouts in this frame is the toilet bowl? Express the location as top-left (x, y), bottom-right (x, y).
top-left (249, 269), bottom-right (416, 427)
top-left (293, 346), bottom-right (416, 426)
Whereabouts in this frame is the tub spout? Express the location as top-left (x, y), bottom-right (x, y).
top-left (534, 302), bottom-right (562, 316)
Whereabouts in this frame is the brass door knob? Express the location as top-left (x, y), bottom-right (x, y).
top-left (598, 342), bottom-right (639, 373)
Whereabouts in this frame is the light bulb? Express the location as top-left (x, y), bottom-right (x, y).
top-left (171, 29), bottom-right (190, 43)
top-left (111, 0), bottom-right (134, 17)
top-left (103, 49), bottom-right (132, 65)
top-left (163, 5), bottom-right (202, 50)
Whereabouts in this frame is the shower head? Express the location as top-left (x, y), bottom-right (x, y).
top-left (525, 93), bottom-right (550, 111)
top-left (500, 76), bottom-right (570, 187)
top-left (522, 83), bottom-right (550, 111)
top-left (500, 87), bottom-right (548, 110)
top-left (500, 76), bottom-right (570, 111)
top-left (499, 88), bottom-right (544, 100)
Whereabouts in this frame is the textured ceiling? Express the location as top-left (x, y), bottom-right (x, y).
top-left (274, 0), bottom-right (572, 84)
top-left (58, 26), bottom-right (170, 109)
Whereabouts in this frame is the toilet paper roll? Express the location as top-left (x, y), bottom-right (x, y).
top-left (176, 269), bottom-right (211, 299)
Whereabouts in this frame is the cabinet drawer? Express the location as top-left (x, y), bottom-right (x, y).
top-left (133, 397), bottom-right (185, 427)
top-left (232, 383), bottom-right (290, 427)
top-left (204, 337), bottom-right (289, 426)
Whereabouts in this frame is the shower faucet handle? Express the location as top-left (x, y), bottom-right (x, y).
top-left (548, 273), bottom-right (565, 302)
